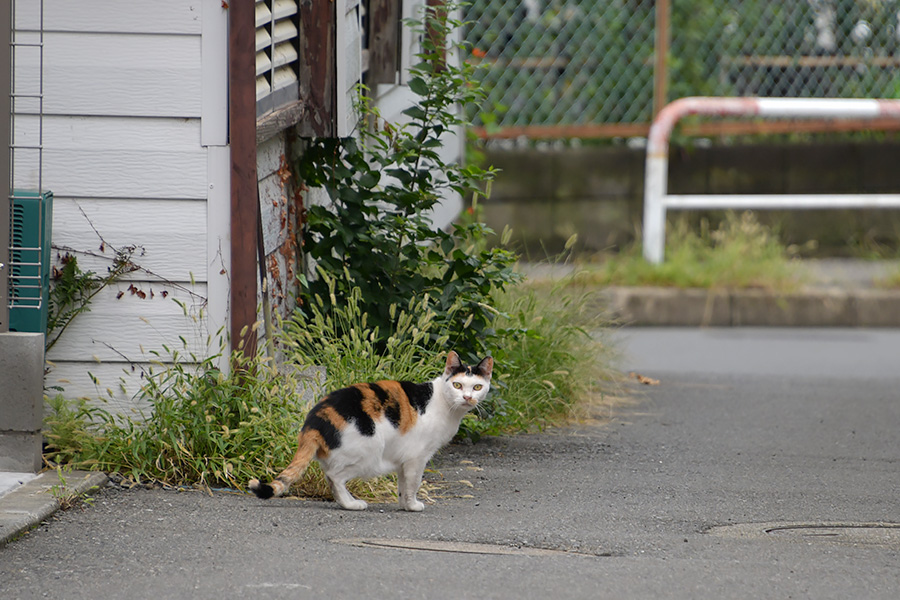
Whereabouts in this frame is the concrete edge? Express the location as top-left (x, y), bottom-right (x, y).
top-left (602, 286), bottom-right (900, 327)
top-left (0, 470), bottom-right (108, 546)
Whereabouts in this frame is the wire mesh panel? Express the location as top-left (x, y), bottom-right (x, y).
top-left (464, 0), bottom-right (900, 137)
top-left (464, 1), bottom-right (656, 132)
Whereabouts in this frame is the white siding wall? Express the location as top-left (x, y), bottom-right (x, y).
top-left (10, 0), bottom-right (455, 415)
top-left (13, 1), bottom-right (216, 415)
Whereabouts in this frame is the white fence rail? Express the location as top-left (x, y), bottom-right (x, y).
top-left (643, 97), bottom-right (900, 263)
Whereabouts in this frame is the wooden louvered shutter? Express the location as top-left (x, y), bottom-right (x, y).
top-left (255, 0), bottom-right (300, 116)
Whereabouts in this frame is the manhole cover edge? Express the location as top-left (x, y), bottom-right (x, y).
top-left (707, 521), bottom-right (900, 545)
top-left (333, 537), bottom-right (605, 558)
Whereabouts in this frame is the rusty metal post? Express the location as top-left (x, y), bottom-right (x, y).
top-left (652, 0), bottom-right (670, 119)
top-left (229, 0), bottom-right (258, 356)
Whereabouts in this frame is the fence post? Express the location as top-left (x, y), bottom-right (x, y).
top-left (643, 154), bottom-right (668, 264)
top-left (652, 0), bottom-right (670, 119)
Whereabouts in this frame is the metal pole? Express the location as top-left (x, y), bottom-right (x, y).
top-left (652, 0), bottom-right (670, 119)
top-left (642, 97), bottom-right (900, 263)
top-left (0, 2), bottom-right (11, 333)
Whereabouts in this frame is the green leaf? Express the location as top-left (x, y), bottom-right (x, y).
top-left (408, 76), bottom-right (429, 96)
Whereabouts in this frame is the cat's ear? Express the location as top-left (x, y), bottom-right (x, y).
top-left (445, 351), bottom-right (462, 376)
top-left (476, 356), bottom-right (493, 380)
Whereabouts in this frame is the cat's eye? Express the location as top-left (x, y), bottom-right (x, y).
top-left (473, 384), bottom-right (483, 390)
top-left (452, 382), bottom-right (462, 389)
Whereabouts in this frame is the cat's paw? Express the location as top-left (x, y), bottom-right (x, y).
top-left (340, 499), bottom-right (368, 511)
top-left (402, 499), bottom-right (425, 512)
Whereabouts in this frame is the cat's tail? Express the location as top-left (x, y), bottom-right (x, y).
top-left (248, 429), bottom-right (324, 499)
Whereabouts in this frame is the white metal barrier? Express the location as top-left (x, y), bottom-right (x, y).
top-left (643, 97), bottom-right (900, 263)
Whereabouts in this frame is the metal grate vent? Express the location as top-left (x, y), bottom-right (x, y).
top-left (8, 190), bottom-right (52, 333)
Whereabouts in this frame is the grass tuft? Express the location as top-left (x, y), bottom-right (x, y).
top-left (586, 212), bottom-right (801, 291)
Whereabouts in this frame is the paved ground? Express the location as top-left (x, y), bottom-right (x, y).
top-left (1, 328), bottom-right (898, 599)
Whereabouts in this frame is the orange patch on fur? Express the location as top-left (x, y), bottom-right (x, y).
top-left (303, 429), bottom-right (330, 460)
top-left (376, 380), bottom-right (419, 433)
top-left (354, 383), bottom-right (385, 422)
top-left (317, 405), bottom-right (347, 431)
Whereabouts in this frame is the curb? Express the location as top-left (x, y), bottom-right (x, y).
top-left (603, 287), bottom-right (900, 327)
top-left (0, 470), bottom-right (108, 546)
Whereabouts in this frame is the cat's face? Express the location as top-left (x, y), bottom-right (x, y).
top-left (442, 351), bottom-right (493, 410)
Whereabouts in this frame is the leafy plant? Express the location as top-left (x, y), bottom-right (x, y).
top-left (283, 270), bottom-right (452, 390)
top-left (47, 248), bottom-right (137, 354)
top-left (297, 3), bottom-right (520, 364)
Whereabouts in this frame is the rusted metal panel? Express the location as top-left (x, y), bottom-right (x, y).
top-left (297, 0), bottom-right (336, 137)
top-left (367, 0), bottom-right (399, 85)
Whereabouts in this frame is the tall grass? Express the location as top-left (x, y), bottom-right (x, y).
top-left (44, 268), bottom-right (614, 498)
top-left (281, 270), bottom-right (452, 389)
top-left (590, 211), bottom-right (800, 290)
top-left (44, 347), bottom-right (307, 491)
top-left (461, 268), bottom-right (614, 439)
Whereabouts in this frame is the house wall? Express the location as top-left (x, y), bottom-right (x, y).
top-left (10, 0), bottom-right (460, 415)
top-left (13, 0), bottom-right (218, 415)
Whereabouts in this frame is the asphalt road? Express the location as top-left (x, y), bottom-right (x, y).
top-left (2, 328), bottom-right (899, 599)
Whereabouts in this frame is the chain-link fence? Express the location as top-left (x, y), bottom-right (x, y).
top-left (464, 1), bottom-right (900, 137)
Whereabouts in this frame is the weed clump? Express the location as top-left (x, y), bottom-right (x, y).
top-left (590, 211), bottom-right (800, 291)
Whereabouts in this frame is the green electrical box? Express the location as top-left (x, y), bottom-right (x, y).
top-left (9, 189), bottom-right (53, 334)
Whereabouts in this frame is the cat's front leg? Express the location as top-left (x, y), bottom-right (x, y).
top-left (398, 459), bottom-right (427, 512)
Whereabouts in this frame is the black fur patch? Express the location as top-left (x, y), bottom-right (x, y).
top-left (367, 383), bottom-right (390, 406)
top-left (327, 386), bottom-right (376, 436)
top-left (400, 381), bottom-right (433, 414)
top-left (448, 364), bottom-right (468, 377)
top-left (252, 481), bottom-right (275, 499)
top-left (303, 411), bottom-right (342, 449)
top-left (367, 383), bottom-right (401, 428)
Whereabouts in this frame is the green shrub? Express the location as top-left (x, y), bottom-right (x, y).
top-left (297, 3), bottom-right (520, 365)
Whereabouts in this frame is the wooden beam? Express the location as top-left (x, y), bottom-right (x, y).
top-left (297, 0), bottom-right (336, 137)
top-left (229, 0), bottom-right (258, 355)
top-left (426, 0), bottom-right (448, 72)
top-left (470, 123), bottom-right (652, 140)
top-left (367, 0), bottom-right (399, 85)
top-left (256, 99), bottom-right (306, 144)
top-left (682, 117), bottom-right (900, 137)
top-left (471, 118), bottom-right (900, 141)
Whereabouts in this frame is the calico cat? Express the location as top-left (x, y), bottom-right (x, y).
top-left (249, 351), bottom-right (493, 511)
